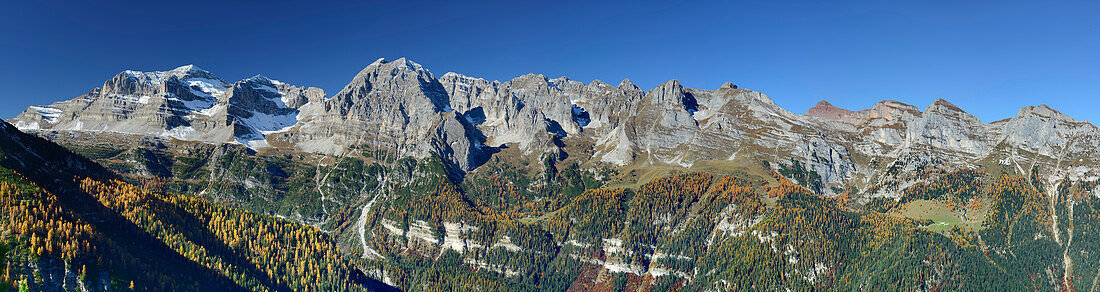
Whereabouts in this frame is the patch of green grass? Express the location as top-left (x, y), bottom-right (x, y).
top-left (894, 199), bottom-right (962, 234)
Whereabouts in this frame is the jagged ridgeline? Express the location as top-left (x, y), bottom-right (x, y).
top-left (5, 58), bottom-right (1100, 290)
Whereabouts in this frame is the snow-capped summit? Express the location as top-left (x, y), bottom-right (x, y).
top-left (9, 65), bottom-right (322, 150)
top-left (122, 64), bottom-right (220, 85)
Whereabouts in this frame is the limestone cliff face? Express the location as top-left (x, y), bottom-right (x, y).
top-left (439, 72), bottom-right (556, 154)
top-left (992, 105), bottom-right (1100, 159)
top-left (12, 65), bottom-right (231, 141)
top-left (289, 58), bottom-right (488, 171)
top-left (609, 80), bottom-right (698, 165)
top-left (438, 72), bottom-right (644, 157)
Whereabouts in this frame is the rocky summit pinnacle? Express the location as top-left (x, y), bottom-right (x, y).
top-left (9, 57), bottom-right (1100, 190)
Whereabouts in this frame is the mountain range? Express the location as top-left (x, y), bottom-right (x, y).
top-left (13, 58), bottom-right (1098, 189)
top-left (4, 58), bottom-right (1100, 291)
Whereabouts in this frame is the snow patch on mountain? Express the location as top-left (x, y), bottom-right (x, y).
top-left (161, 126), bottom-right (197, 140)
top-left (239, 111), bottom-right (298, 135)
top-left (186, 77), bottom-right (230, 97)
top-left (29, 106), bottom-right (61, 123)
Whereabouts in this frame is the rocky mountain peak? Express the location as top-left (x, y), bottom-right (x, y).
top-left (588, 79), bottom-right (611, 88)
top-left (291, 57), bottom-right (493, 171)
top-left (224, 75), bottom-right (295, 111)
top-left (367, 57), bottom-right (388, 67)
top-left (873, 100), bottom-right (920, 112)
top-left (805, 100), bottom-right (853, 121)
top-left (355, 57), bottom-right (433, 81)
top-left (337, 57), bottom-right (449, 113)
top-left (439, 72), bottom-right (490, 84)
top-left (902, 98), bottom-right (995, 156)
top-left (244, 74), bottom-right (273, 83)
top-left (926, 98), bottom-right (965, 114)
top-left (719, 82), bottom-right (738, 89)
top-left (647, 80), bottom-right (686, 105)
top-left (617, 78), bottom-right (640, 91)
top-left (123, 64), bottom-right (218, 82)
top-left (169, 64), bottom-right (211, 76)
top-left (515, 73), bottom-right (549, 82)
top-left (107, 64), bottom-right (228, 98)
top-left (8, 63), bottom-right (323, 149)
top-left (921, 98), bottom-right (984, 126)
top-left (550, 76), bottom-right (571, 83)
top-left (392, 57), bottom-right (427, 72)
top-left (992, 104), bottom-right (1099, 158)
top-left (1016, 104), bottom-right (1077, 123)
top-left (857, 100), bottom-right (923, 122)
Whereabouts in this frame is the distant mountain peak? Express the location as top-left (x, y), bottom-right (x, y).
top-left (394, 57), bottom-right (424, 71)
top-left (805, 100), bottom-right (852, 121)
top-left (875, 100), bottom-right (918, 110)
top-left (1017, 104), bottom-right (1077, 122)
top-left (244, 74), bottom-right (277, 84)
top-left (170, 64), bottom-right (204, 74)
top-left (656, 79), bottom-right (682, 89)
top-left (370, 57), bottom-right (426, 73)
top-left (617, 78), bottom-right (640, 91)
top-left (646, 80), bottom-right (685, 105)
top-left (928, 98), bottom-right (963, 113)
top-left (356, 57), bottom-right (433, 82)
top-left (589, 79), bottom-right (611, 88)
top-left (121, 64), bottom-right (221, 86)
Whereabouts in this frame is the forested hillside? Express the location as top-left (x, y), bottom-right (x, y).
top-left (0, 121), bottom-right (377, 291)
top-left (338, 154), bottom-right (1099, 291)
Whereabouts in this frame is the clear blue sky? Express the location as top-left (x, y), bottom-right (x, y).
top-left (2, 1), bottom-right (1098, 123)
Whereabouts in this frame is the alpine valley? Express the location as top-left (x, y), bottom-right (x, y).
top-left (4, 58), bottom-right (1100, 291)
